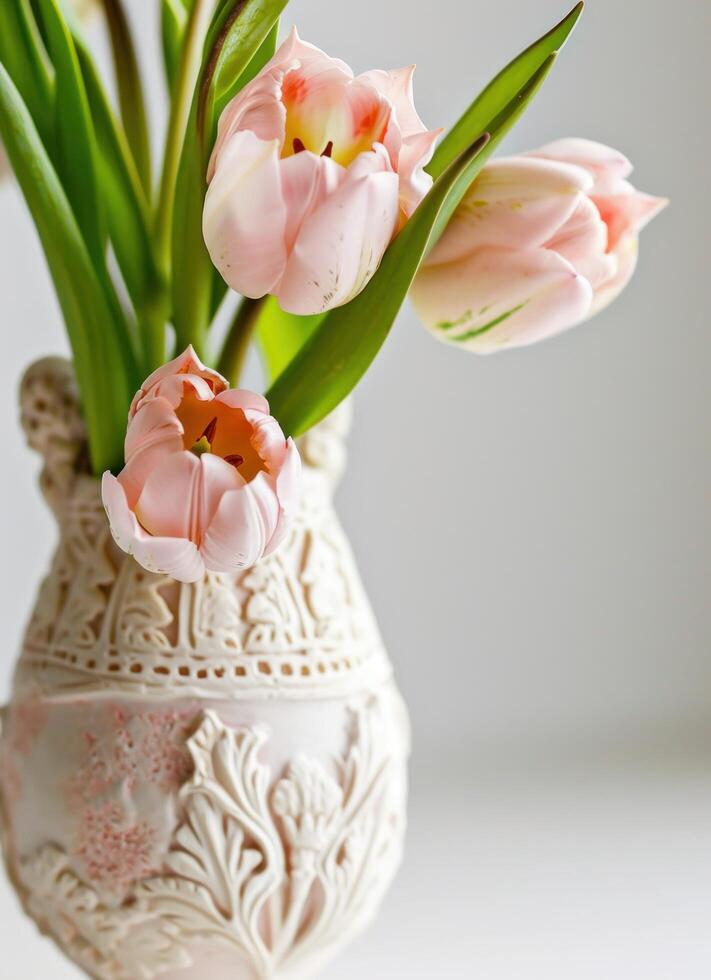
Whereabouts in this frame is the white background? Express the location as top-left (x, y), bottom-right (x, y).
top-left (1, 0), bottom-right (710, 976)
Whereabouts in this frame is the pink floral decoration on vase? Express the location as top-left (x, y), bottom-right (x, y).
top-left (202, 27), bottom-right (439, 315)
top-left (101, 347), bottom-right (301, 583)
top-left (411, 137), bottom-right (667, 352)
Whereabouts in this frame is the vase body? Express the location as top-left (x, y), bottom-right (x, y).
top-left (0, 359), bottom-right (409, 980)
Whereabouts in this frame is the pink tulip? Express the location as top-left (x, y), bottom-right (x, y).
top-left (203, 28), bottom-right (439, 315)
top-left (102, 347), bottom-right (301, 583)
top-left (411, 138), bottom-right (667, 353)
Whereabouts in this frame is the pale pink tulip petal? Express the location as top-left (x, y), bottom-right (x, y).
top-left (360, 66), bottom-right (439, 217)
top-left (279, 150), bottom-right (344, 250)
top-left (134, 451), bottom-right (201, 540)
top-left (242, 410), bottom-right (290, 471)
top-left (203, 130), bottom-right (288, 297)
top-left (201, 472), bottom-right (281, 572)
top-left (139, 374), bottom-right (219, 415)
top-left (130, 345), bottom-right (226, 417)
top-left (215, 389), bottom-right (270, 415)
top-left (102, 473), bottom-right (205, 582)
top-left (361, 66), bottom-right (428, 139)
top-left (592, 188), bottom-right (668, 251)
top-left (208, 72), bottom-right (286, 180)
top-left (265, 438), bottom-right (302, 555)
top-left (345, 142), bottom-right (395, 181)
top-left (264, 26), bottom-right (353, 80)
top-left (588, 235), bottom-right (639, 317)
top-left (196, 453), bottom-right (246, 531)
top-left (412, 245), bottom-right (594, 353)
top-left (125, 396), bottom-right (184, 463)
top-left (547, 196), bottom-right (616, 291)
top-left (134, 345), bottom-right (221, 398)
top-left (131, 536), bottom-right (205, 583)
top-left (134, 450), bottom-right (243, 545)
top-left (102, 471), bottom-right (145, 557)
top-left (427, 157), bottom-right (593, 266)
top-left (396, 129), bottom-right (439, 219)
top-left (531, 138), bottom-right (633, 182)
top-left (120, 396), bottom-right (185, 507)
top-left (277, 146), bottom-right (399, 314)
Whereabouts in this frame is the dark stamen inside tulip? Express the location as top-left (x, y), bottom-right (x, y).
top-left (321, 140), bottom-right (334, 158)
top-left (190, 416), bottom-right (218, 457)
top-left (201, 417), bottom-right (218, 445)
top-left (293, 137), bottom-right (306, 154)
top-left (225, 454), bottom-right (244, 469)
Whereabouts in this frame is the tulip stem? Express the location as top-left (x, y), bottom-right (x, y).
top-left (154, 0), bottom-right (213, 272)
top-left (100, 0), bottom-right (152, 197)
top-left (217, 296), bottom-right (267, 385)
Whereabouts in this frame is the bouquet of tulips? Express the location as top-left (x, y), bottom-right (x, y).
top-left (0, 0), bottom-right (665, 582)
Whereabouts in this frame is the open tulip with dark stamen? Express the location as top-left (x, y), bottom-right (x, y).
top-left (102, 348), bottom-right (301, 582)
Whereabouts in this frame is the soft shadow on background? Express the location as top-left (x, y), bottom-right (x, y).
top-left (1, 1), bottom-right (709, 976)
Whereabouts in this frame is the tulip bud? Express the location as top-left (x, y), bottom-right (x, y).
top-left (102, 348), bottom-right (302, 583)
top-left (411, 138), bottom-right (667, 353)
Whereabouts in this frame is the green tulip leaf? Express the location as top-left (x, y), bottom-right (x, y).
top-left (35, 0), bottom-right (106, 264)
top-left (100, 0), bottom-right (152, 194)
top-left (429, 2), bottom-right (583, 180)
top-left (75, 38), bottom-right (167, 369)
top-left (36, 0), bottom-right (139, 383)
top-left (0, 0), bottom-right (54, 145)
top-left (171, 0), bottom-right (286, 356)
top-left (0, 62), bottom-right (132, 474)
top-left (161, 0), bottom-right (189, 93)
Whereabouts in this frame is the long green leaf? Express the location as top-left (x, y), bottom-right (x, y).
top-left (429, 1), bottom-right (583, 179)
top-left (0, 62), bottom-right (131, 473)
top-left (100, 0), bottom-right (152, 194)
top-left (171, 0), bottom-right (286, 356)
top-left (36, 0), bottom-right (105, 263)
top-left (155, 0), bottom-right (215, 277)
top-left (0, 0), bottom-right (54, 146)
top-left (75, 40), bottom-right (167, 353)
top-left (430, 56), bottom-right (558, 241)
top-left (37, 0), bottom-right (140, 383)
top-left (161, 0), bottom-right (189, 93)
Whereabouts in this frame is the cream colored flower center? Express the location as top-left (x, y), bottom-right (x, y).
top-left (280, 68), bottom-right (390, 169)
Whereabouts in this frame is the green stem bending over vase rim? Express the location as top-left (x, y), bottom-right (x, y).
top-left (0, 0), bottom-right (584, 474)
top-left (217, 295), bottom-right (268, 382)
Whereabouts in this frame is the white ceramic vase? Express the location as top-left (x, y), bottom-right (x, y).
top-left (0, 358), bottom-right (409, 980)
